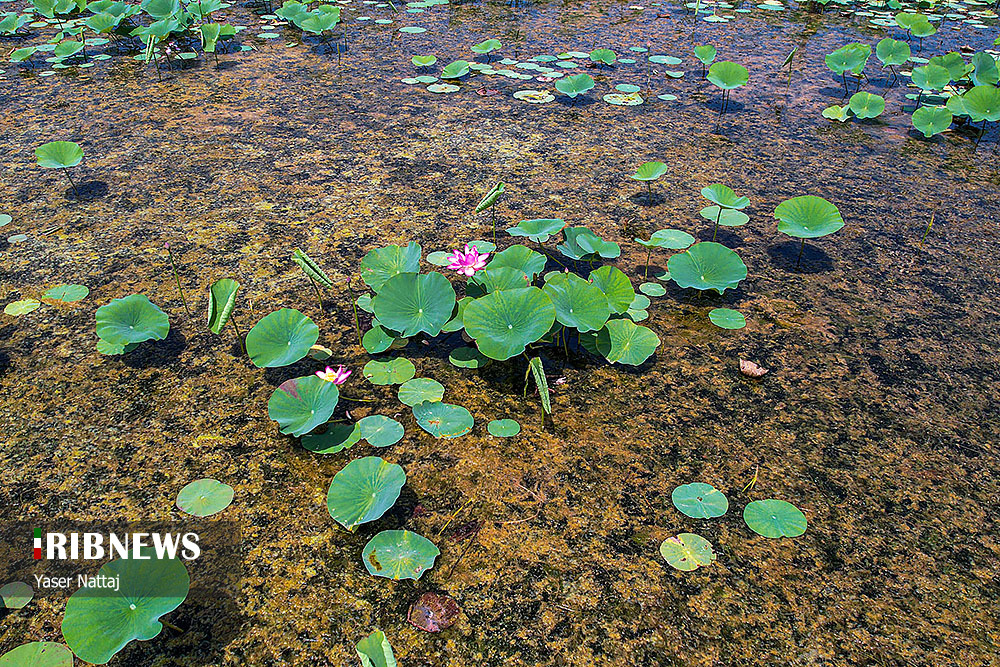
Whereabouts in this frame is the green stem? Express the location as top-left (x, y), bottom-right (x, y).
top-left (644, 247), bottom-right (651, 279)
top-left (229, 312), bottom-right (245, 353)
top-left (166, 244), bottom-right (193, 317)
top-left (346, 277), bottom-right (362, 346)
top-left (310, 278), bottom-right (323, 311)
top-left (64, 170), bottom-right (79, 197)
top-left (340, 393), bottom-right (377, 403)
top-left (713, 208), bottom-right (722, 241)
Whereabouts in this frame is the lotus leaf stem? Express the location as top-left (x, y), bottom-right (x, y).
top-left (310, 278), bottom-right (323, 311)
top-left (795, 238), bottom-right (805, 269)
top-left (339, 393), bottom-right (376, 403)
top-left (162, 620), bottom-right (184, 633)
top-left (713, 207), bottom-right (722, 241)
top-left (165, 243), bottom-right (193, 317)
top-left (64, 170), bottom-right (79, 197)
top-left (345, 277), bottom-right (362, 345)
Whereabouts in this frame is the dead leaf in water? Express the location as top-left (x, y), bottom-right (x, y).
top-left (408, 592), bottom-right (460, 632)
top-left (739, 359), bottom-right (768, 378)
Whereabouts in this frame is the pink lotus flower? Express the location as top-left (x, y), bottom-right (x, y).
top-left (316, 365), bottom-right (351, 385)
top-left (445, 244), bottom-right (490, 277)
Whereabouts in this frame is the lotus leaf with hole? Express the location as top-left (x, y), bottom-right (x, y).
top-left (372, 272), bottom-right (456, 337)
top-left (667, 242), bottom-right (746, 294)
top-left (363, 358), bottom-right (416, 385)
top-left (589, 265), bottom-right (635, 314)
top-left (362, 530), bottom-right (439, 580)
top-left (542, 272), bottom-right (611, 333)
top-left (327, 456), bottom-right (405, 530)
top-left (743, 499), bottom-right (807, 538)
top-left (672, 482), bottom-right (729, 518)
top-left (267, 375), bottom-right (339, 437)
top-left (0, 642), bottom-right (73, 667)
top-left (245, 308), bottom-right (318, 367)
top-left (463, 287), bottom-right (555, 360)
top-left (61, 550), bottom-right (190, 665)
top-left (596, 318), bottom-right (659, 365)
top-left (356, 630), bottom-right (397, 667)
top-left (506, 218), bottom-right (565, 243)
top-left (361, 242), bottom-right (422, 291)
top-left (659, 533), bottom-right (716, 571)
top-left (912, 106), bottom-right (952, 137)
top-left (95, 294), bottom-right (169, 347)
top-left (358, 415), bottom-right (405, 447)
top-left (397, 377), bottom-right (445, 406)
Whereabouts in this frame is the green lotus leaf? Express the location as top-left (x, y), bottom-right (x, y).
top-left (327, 456), bottom-right (405, 530)
top-left (61, 551), bottom-right (190, 665)
top-left (636, 229), bottom-right (695, 249)
top-left (207, 278), bottom-right (239, 334)
top-left (441, 59), bottom-right (470, 78)
top-left (362, 530), bottom-right (439, 580)
top-left (911, 64), bottom-right (949, 92)
top-left (95, 294), bottom-right (169, 346)
top-left (175, 478), bottom-right (234, 517)
top-left (397, 377), bottom-right (444, 406)
top-left (671, 482), bottom-right (729, 518)
top-left (596, 318), bottom-right (659, 365)
top-left (542, 272), bottom-right (611, 333)
top-left (821, 104), bottom-right (851, 122)
top-left (291, 248), bottom-right (334, 288)
top-left (909, 19), bottom-right (936, 39)
top-left (441, 296), bottom-right (472, 333)
top-left (708, 307), bottom-right (745, 329)
top-left (706, 61), bottom-right (748, 89)
top-left (468, 267), bottom-right (530, 296)
top-left (267, 375), bottom-right (339, 437)
top-left (875, 37), bottom-right (909, 68)
top-left (10, 46), bottom-right (38, 63)
top-left (362, 324), bottom-right (396, 354)
top-left (960, 84), bottom-right (1000, 122)
top-left (360, 242), bottom-right (422, 292)
top-left (590, 48), bottom-right (616, 65)
top-left (43, 284), bottom-right (88, 302)
top-left (463, 287), bottom-right (555, 360)
top-left (5, 298), bottom-right (41, 316)
top-left (911, 106), bottom-right (953, 138)
top-left (96, 340), bottom-right (139, 356)
top-left (0, 581), bottom-right (33, 609)
top-left (848, 91), bottom-right (885, 118)
top-left (0, 642), bottom-right (73, 667)
top-left (631, 161), bottom-right (667, 182)
top-left (358, 415), bottom-right (405, 447)
top-left (773, 195), bottom-right (844, 239)
top-left (589, 265), bottom-right (635, 314)
top-left (971, 52), bottom-right (999, 87)
top-left (412, 401), bottom-right (474, 438)
top-left (648, 54), bottom-right (682, 65)
top-left (825, 43), bottom-right (870, 76)
top-left (487, 418), bottom-right (520, 437)
top-left (554, 73), bottom-right (594, 98)
top-left (356, 630), bottom-right (397, 667)
top-left (699, 206), bottom-right (749, 227)
top-left (743, 499), bottom-right (808, 538)
top-left (245, 308), bottom-right (318, 367)
top-left (667, 242), bottom-right (746, 294)
top-left (372, 272), bottom-right (456, 337)
top-left (693, 44), bottom-right (716, 65)
top-left (36, 141), bottom-right (83, 169)
top-left (928, 52), bottom-right (967, 81)
top-left (363, 358), bottom-right (416, 385)
top-left (557, 227), bottom-right (620, 260)
top-left (506, 218), bottom-right (565, 243)
top-left (475, 183), bottom-right (505, 213)
top-left (659, 533), bottom-right (716, 571)
top-left (486, 244), bottom-right (547, 280)
top-left (701, 184), bottom-right (749, 209)
top-left (639, 282), bottom-right (666, 297)
top-left (448, 346), bottom-right (491, 368)
top-left (411, 54), bottom-right (436, 66)
top-left (302, 423), bottom-right (362, 453)
top-left (471, 38), bottom-right (500, 54)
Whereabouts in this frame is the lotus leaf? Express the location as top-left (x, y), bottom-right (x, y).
top-left (175, 478), bottom-right (234, 517)
top-left (5, 299), bottom-right (41, 316)
top-left (636, 229), bottom-right (694, 249)
top-left (245, 308), bottom-right (318, 367)
top-left (589, 265), bottom-right (635, 314)
top-left (358, 415), bottom-right (405, 447)
top-left (596, 318), bottom-right (659, 365)
top-left (207, 278), bottom-right (239, 334)
top-left (412, 401), bottom-right (473, 438)
top-left (486, 244), bottom-right (547, 279)
top-left (356, 630), bottom-right (397, 667)
top-left (671, 482), bottom-right (729, 518)
top-left (911, 64), bottom-right (950, 92)
top-left (448, 346), bottom-right (491, 368)
top-left (487, 419), bottom-right (520, 437)
top-left (875, 37), bottom-right (910, 67)
top-left (360, 242), bottom-right (422, 292)
top-left (631, 161), bottom-right (667, 182)
top-left (701, 184), bottom-right (749, 209)
top-left (302, 423), bottom-right (362, 453)
top-left (327, 456), bottom-right (405, 530)
top-left (0, 642), bottom-right (73, 667)
top-left (708, 307), bottom-right (745, 329)
top-left (706, 61), bottom-right (748, 89)
top-left (35, 141), bottom-right (83, 169)
top-left (43, 284), bottom-right (88, 302)
top-left (0, 581), bottom-right (33, 609)
top-left (268, 375), bottom-right (339, 437)
top-left (542, 272), bottom-right (611, 333)
top-left (773, 195), bottom-right (844, 239)
top-left (372, 272), bottom-right (456, 337)
top-left (362, 530), bottom-right (439, 580)
top-left (441, 59), bottom-right (469, 78)
top-left (659, 533), bottom-right (716, 571)
top-left (667, 242), bottom-right (747, 294)
top-left (95, 294), bottom-right (169, 346)
top-left (463, 287), bottom-right (555, 360)
top-left (743, 499), bottom-right (807, 538)
top-left (363, 358), bottom-right (416, 385)
top-left (397, 377), bottom-right (444, 406)
top-left (506, 218), bottom-right (565, 243)
top-left (554, 73), bottom-right (594, 98)
top-left (911, 106), bottom-right (952, 137)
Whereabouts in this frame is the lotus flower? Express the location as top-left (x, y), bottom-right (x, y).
top-left (316, 365), bottom-right (351, 384)
top-left (445, 244), bottom-right (489, 277)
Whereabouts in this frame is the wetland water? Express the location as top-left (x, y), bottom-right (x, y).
top-left (1, 0), bottom-right (999, 664)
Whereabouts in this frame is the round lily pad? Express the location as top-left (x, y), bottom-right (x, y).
top-left (175, 478), bottom-right (234, 517)
top-left (773, 196), bottom-right (844, 239)
top-left (671, 482), bottom-right (729, 518)
top-left (362, 530), bottom-right (439, 580)
top-left (399, 25), bottom-right (426, 32)
top-left (487, 419), bottom-right (520, 437)
top-left (0, 581), bottom-right (33, 609)
top-left (4, 299), bottom-right (40, 316)
top-left (397, 377), bottom-right (445, 406)
top-left (449, 346), bottom-right (491, 368)
top-left (412, 401), bottom-right (473, 438)
top-left (373, 272), bottom-right (456, 337)
top-left (95, 294), bottom-right (169, 346)
top-left (362, 324), bottom-right (396, 354)
top-left (245, 308), bottom-right (318, 368)
top-left (327, 456), bottom-right (406, 530)
top-left (708, 307), bottom-right (745, 329)
top-left (596, 319), bottom-right (660, 365)
top-left (542, 272), bottom-right (611, 333)
top-left (267, 375), bottom-right (340, 437)
top-left (427, 83), bottom-right (460, 93)
top-left (302, 423), bottom-right (362, 453)
top-left (590, 266), bottom-right (636, 314)
top-left (700, 206), bottom-right (750, 227)
top-left (43, 284), bottom-right (88, 302)
top-left (35, 140), bottom-right (83, 169)
top-left (660, 533), bottom-right (716, 571)
top-left (639, 282), bottom-right (666, 297)
top-left (0, 642), bottom-right (72, 667)
top-left (513, 89), bottom-right (554, 103)
top-left (360, 242), bottom-right (422, 292)
top-left (743, 499), bottom-right (807, 538)
top-left (358, 415), bottom-right (404, 447)
top-left (463, 287), bottom-right (556, 361)
top-left (667, 242), bottom-right (747, 295)
top-left (363, 358), bottom-right (416, 385)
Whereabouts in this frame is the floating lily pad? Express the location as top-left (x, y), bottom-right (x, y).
top-left (636, 229), bottom-right (694, 249)
top-left (0, 642), bottom-right (72, 667)
top-left (95, 294), bottom-right (169, 346)
top-left (487, 419), bottom-right (520, 437)
top-left (327, 456), bottom-right (406, 530)
top-left (639, 282), bottom-right (666, 297)
top-left (362, 530), bottom-right (439, 580)
top-left (397, 377), bottom-right (445, 406)
top-left (175, 478), bottom-right (234, 517)
top-left (708, 307), bottom-right (745, 329)
top-left (246, 308), bottom-right (318, 367)
top-left (542, 272), bottom-right (611, 333)
top-left (267, 375), bottom-right (340, 437)
top-left (359, 416), bottom-right (405, 447)
top-left (302, 423), bottom-right (362, 453)
top-left (364, 358), bottom-right (416, 385)
top-left (362, 324), bottom-right (396, 354)
top-left (361, 242), bottom-right (422, 292)
top-left (4, 299), bottom-right (40, 316)
top-left (464, 287), bottom-right (555, 360)
top-left (743, 499), bottom-right (807, 538)
top-left (506, 218), bottom-right (565, 243)
top-left (411, 54), bottom-right (436, 66)
top-left (427, 83), bottom-right (460, 93)
top-left (43, 284), bottom-right (88, 302)
top-left (604, 92), bottom-right (644, 105)
top-left (399, 25), bottom-right (426, 32)
top-left (596, 318), bottom-right (660, 365)
top-left (448, 346), bottom-right (491, 368)
top-left (513, 89), bottom-right (554, 103)
top-left (660, 533), bottom-right (716, 571)
top-left (0, 581), bottom-right (33, 609)
top-left (412, 401), bottom-right (473, 438)
top-left (671, 482), bottom-right (729, 518)
top-left (373, 272), bottom-right (456, 337)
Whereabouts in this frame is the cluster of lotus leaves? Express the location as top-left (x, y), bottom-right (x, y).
top-left (61, 550), bottom-right (190, 664)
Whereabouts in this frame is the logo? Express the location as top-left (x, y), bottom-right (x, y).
top-left (31, 529), bottom-right (202, 561)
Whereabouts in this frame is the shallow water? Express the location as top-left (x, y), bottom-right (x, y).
top-left (2, 0), bottom-right (1000, 664)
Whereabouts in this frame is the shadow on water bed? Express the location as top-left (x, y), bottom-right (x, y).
top-left (1, 0), bottom-right (1000, 665)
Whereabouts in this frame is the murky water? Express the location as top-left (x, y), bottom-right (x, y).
top-left (2, 0), bottom-right (999, 664)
